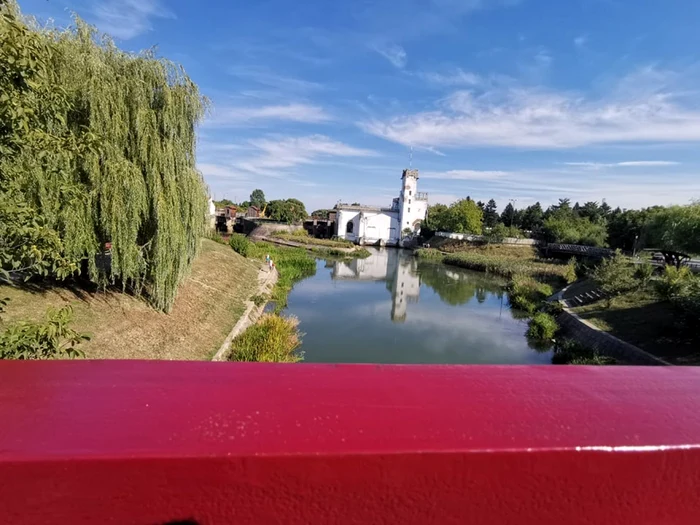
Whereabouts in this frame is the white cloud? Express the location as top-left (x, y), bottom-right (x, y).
top-left (421, 169), bottom-right (510, 180)
top-left (564, 161), bottom-right (681, 169)
top-left (205, 104), bottom-right (331, 127)
top-left (361, 67), bottom-right (700, 149)
top-left (372, 43), bottom-right (408, 68)
top-left (91, 0), bottom-right (173, 40)
top-left (574, 35), bottom-right (588, 49)
top-left (229, 66), bottom-right (323, 92)
top-left (200, 135), bottom-right (379, 178)
top-left (415, 69), bottom-right (482, 86)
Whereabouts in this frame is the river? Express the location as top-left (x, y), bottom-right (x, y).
top-left (282, 248), bottom-right (554, 364)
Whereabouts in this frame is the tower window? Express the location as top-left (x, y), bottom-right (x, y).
top-left (408, 199), bottom-right (411, 204)
top-left (346, 221), bottom-right (354, 234)
top-left (409, 190), bottom-right (412, 196)
top-left (408, 207), bottom-right (410, 213)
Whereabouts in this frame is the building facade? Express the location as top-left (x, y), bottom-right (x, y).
top-left (336, 169), bottom-right (428, 246)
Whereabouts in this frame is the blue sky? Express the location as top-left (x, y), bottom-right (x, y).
top-left (19, 0), bottom-right (700, 212)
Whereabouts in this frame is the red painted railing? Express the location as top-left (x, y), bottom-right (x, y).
top-left (1, 361), bottom-right (700, 524)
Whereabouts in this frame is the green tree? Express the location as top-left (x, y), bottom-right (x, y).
top-left (422, 203), bottom-right (449, 234)
top-left (1, 3), bottom-right (208, 311)
top-left (266, 199), bottom-right (308, 223)
top-left (521, 202), bottom-right (544, 231)
top-left (645, 203), bottom-right (700, 256)
top-left (591, 251), bottom-right (636, 306)
top-left (483, 199), bottom-right (499, 228)
top-left (250, 189), bottom-right (266, 209)
top-left (501, 202), bottom-right (516, 227)
top-left (445, 199), bottom-right (483, 234)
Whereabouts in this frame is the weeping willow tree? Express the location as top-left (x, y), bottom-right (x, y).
top-left (0, 1), bottom-right (208, 311)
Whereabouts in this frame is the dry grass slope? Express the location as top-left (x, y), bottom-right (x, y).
top-left (0, 239), bottom-right (259, 360)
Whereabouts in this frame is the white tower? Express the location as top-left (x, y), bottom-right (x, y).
top-left (398, 169), bottom-right (428, 234)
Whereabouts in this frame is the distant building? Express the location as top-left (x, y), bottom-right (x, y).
top-left (245, 206), bottom-right (261, 218)
top-left (335, 169), bottom-right (428, 246)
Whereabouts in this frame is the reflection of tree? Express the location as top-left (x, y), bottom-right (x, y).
top-left (417, 261), bottom-right (504, 306)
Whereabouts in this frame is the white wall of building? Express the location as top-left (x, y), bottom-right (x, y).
top-left (398, 170), bottom-right (428, 233)
top-left (337, 209), bottom-right (400, 245)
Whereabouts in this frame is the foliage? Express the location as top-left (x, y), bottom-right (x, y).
top-left (229, 234), bottom-right (252, 257)
top-left (442, 252), bottom-right (569, 282)
top-left (564, 257), bottom-right (577, 284)
top-left (634, 262), bottom-right (655, 289)
top-left (250, 294), bottom-right (268, 307)
top-left (542, 215), bottom-right (607, 247)
top-left (671, 277), bottom-right (700, 331)
top-left (249, 189), bottom-right (266, 210)
top-left (213, 198), bottom-right (235, 208)
top-left (274, 232), bottom-right (354, 248)
top-left (520, 202), bottom-right (544, 231)
top-left (424, 200), bottom-right (483, 234)
top-left (0, 305), bottom-right (89, 359)
top-left (507, 275), bottom-right (554, 314)
top-left (0, 3), bottom-right (208, 311)
top-left (484, 223), bottom-right (522, 243)
top-left (266, 198), bottom-right (308, 223)
top-left (483, 199), bottom-right (499, 228)
top-left (414, 248), bottom-right (445, 260)
top-left (229, 314), bottom-right (303, 363)
top-left (311, 209), bottom-right (333, 219)
top-left (500, 202), bottom-right (517, 227)
top-left (645, 203), bottom-right (700, 256)
top-left (552, 339), bottom-right (616, 365)
top-left (607, 208), bottom-right (650, 252)
top-left (656, 265), bottom-right (693, 299)
top-left (0, 193), bottom-right (78, 283)
top-left (204, 229), bottom-right (227, 245)
top-left (526, 312), bottom-right (558, 340)
top-left (244, 242), bottom-right (316, 310)
top-left (591, 251), bottom-right (636, 304)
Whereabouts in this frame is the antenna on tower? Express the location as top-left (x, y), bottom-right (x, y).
top-left (409, 146), bottom-right (413, 169)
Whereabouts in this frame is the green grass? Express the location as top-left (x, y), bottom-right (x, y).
top-left (229, 314), bottom-right (303, 362)
top-left (552, 339), bottom-right (617, 365)
top-left (273, 232), bottom-right (353, 248)
top-left (416, 244), bottom-right (571, 283)
top-left (507, 275), bottom-right (554, 314)
top-left (527, 312), bottom-right (558, 340)
top-left (571, 288), bottom-right (700, 365)
top-left (311, 247), bottom-right (372, 259)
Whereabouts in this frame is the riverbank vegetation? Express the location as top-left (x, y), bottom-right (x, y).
top-left (1, 239), bottom-right (258, 359)
top-left (1, 2), bottom-right (208, 312)
top-left (415, 245), bottom-right (576, 284)
top-left (228, 315), bottom-right (303, 363)
top-left (571, 255), bottom-right (700, 364)
top-left (229, 235), bottom-right (316, 310)
top-left (273, 230), bottom-right (354, 248)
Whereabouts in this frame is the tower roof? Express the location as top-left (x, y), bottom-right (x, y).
top-left (402, 169), bottom-right (419, 179)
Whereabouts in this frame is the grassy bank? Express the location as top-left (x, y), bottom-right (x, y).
top-left (229, 314), bottom-right (303, 362)
top-left (273, 231), bottom-right (353, 248)
top-left (415, 245), bottom-right (574, 284)
top-left (230, 235), bottom-right (316, 311)
top-left (0, 239), bottom-right (259, 359)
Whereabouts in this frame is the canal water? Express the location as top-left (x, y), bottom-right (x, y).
top-left (283, 248), bottom-right (553, 364)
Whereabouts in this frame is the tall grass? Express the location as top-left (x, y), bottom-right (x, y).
top-left (274, 232), bottom-right (354, 248)
top-left (507, 275), bottom-right (554, 313)
top-left (552, 339), bottom-right (616, 365)
top-left (526, 312), bottom-right (558, 340)
top-left (229, 314), bottom-right (303, 362)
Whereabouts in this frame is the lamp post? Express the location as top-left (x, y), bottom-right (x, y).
top-left (509, 199), bottom-right (517, 228)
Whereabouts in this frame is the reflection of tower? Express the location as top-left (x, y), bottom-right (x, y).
top-left (390, 253), bottom-right (420, 322)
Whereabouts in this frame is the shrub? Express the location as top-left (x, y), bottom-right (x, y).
top-left (229, 234), bottom-right (251, 257)
top-left (552, 339), bottom-right (616, 365)
top-left (591, 251), bottom-right (636, 305)
top-left (669, 275), bottom-right (700, 331)
top-left (657, 265), bottom-right (693, 299)
top-left (290, 229), bottom-right (309, 237)
top-left (442, 251), bottom-right (569, 283)
top-left (0, 306), bottom-right (89, 360)
top-left (205, 229), bottom-right (227, 245)
top-left (507, 276), bottom-right (554, 314)
top-left (414, 248), bottom-right (445, 260)
top-left (527, 312), bottom-right (558, 340)
top-left (564, 257), bottom-right (577, 284)
top-left (251, 294), bottom-right (268, 307)
top-left (634, 262), bottom-right (655, 289)
top-left (229, 314), bottom-right (303, 362)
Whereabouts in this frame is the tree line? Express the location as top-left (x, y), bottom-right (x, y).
top-left (422, 197), bottom-right (700, 256)
top-left (215, 189), bottom-right (309, 224)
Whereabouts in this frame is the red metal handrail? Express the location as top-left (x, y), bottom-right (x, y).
top-left (1, 361), bottom-right (699, 524)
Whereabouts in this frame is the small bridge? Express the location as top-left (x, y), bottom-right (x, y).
top-left (544, 243), bottom-right (614, 259)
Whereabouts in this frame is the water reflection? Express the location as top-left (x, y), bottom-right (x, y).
top-left (330, 249), bottom-right (507, 322)
top-left (284, 248), bottom-right (553, 364)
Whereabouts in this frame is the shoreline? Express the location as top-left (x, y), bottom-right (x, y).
top-left (211, 265), bottom-right (279, 361)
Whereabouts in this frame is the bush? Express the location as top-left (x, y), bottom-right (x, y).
top-left (229, 314), bottom-right (303, 362)
top-left (634, 262), bottom-right (655, 289)
top-left (205, 229), bottom-right (227, 245)
top-left (552, 339), bottom-right (616, 365)
top-left (591, 251), bottom-right (636, 305)
top-left (414, 248), bottom-right (445, 260)
top-left (668, 274), bottom-right (700, 331)
top-left (507, 276), bottom-right (554, 314)
top-left (251, 294), bottom-right (268, 307)
top-left (564, 257), bottom-right (577, 284)
top-left (527, 312), bottom-right (558, 340)
top-left (229, 234), bottom-right (252, 257)
top-left (657, 266), bottom-right (693, 299)
top-left (0, 306), bottom-right (89, 360)
top-left (290, 229), bottom-right (309, 237)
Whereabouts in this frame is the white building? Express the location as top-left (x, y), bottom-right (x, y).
top-left (336, 169), bottom-right (428, 246)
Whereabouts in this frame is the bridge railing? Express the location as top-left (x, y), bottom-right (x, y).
top-left (1, 361), bottom-right (700, 525)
